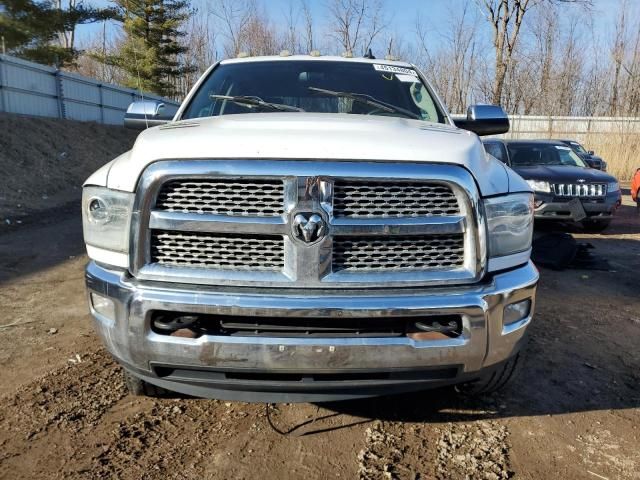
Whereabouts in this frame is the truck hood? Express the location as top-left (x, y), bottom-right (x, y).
top-left (512, 164), bottom-right (617, 183)
top-left (104, 113), bottom-right (509, 195)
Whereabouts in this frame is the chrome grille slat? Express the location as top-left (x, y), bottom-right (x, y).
top-left (333, 235), bottom-right (465, 272)
top-left (552, 183), bottom-right (606, 197)
top-left (156, 179), bottom-right (285, 216)
top-left (333, 181), bottom-right (459, 218)
top-left (151, 231), bottom-right (284, 270)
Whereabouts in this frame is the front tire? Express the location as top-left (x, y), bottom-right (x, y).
top-left (581, 219), bottom-right (611, 232)
top-left (123, 370), bottom-right (169, 397)
top-left (456, 354), bottom-right (520, 396)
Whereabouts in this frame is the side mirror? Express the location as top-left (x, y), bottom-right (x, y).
top-left (453, 105), bottom-right (510, 136)
top-left (124, 100), bottom-right (173, 130)
top-left (588, 150), bottom-right (595, 155)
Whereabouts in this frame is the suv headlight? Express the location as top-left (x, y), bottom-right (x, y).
top-left (82, 186), bottom-right (134, 254)
top-left (525, 179), bottom-right (551, 193)
top-left (607, 181), bottom-right (619, 192)
top-left (484, 193), bottom-right (534, 259)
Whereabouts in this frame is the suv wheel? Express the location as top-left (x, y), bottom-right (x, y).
top-left (455, 354), bottom-right (520, 396)
top-left (581, 219), bottom-right (611, 232)
top-left (123, 370), bottom-right (169, 397)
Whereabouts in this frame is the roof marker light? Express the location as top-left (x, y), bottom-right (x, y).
top-left (309, 50), bottom-right (321, 57)
top-left (237, 51), bottom-right (250, 58)
top-left (279, 50), bottom-right (291, 57)
top-left (341, 51), bottom-right (353, 58)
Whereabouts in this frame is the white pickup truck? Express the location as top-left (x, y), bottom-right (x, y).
top-left (83, 54), bottom-right (538, 402)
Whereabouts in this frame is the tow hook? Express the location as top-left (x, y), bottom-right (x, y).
top-left (153, 315), bottom-right (200, 338)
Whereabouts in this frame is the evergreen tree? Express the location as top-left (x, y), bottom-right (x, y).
top-left (0, 0), bottom-right (116, 66)
top-left (103, 0), bottom-right (196, 98)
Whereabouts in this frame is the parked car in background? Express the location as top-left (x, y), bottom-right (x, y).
top-left (557, 139), bottom-right (607, 171)
top-left (483, 139), bottom-right (621, 231)
top-left (631, 168), bottom-right (640, 211)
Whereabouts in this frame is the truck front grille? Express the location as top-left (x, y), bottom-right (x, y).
top-left (333, 181), bottom-right (459, 217)
top-left (156, 179), bottom-right (284, 216)
top-left (134, 160), bottom-right (482, 288)
top-left (333, 235), bottom-right (465, 272)
top-left (552, 183), bottom-right (606, 197)
top-left (151, 231), bottom-right (284, 270)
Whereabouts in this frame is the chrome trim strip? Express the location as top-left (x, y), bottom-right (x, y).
top-left (131, 160), bottom-right (487, 288)
top-left (331, 216), bottom-right (466, 236)
top-left (149, 211), bottom-right (288, 235)
top-left (487, 248), bottom-right (532, 272)
top-left (501, 314), bottom-right (532, 335)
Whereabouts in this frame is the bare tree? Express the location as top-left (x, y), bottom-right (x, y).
top-left (414, 5), bottom-right (481, 113)
top-left (475, 0), bottom-right (591, 106)
top-left (301, 0), bottom-right (315, 53)
top-left (180, 7), bottom-right (219, 93)
top-left (213, 0), bottom-right (254, 57)
top-left (328, 0), bottom-right (387, 55)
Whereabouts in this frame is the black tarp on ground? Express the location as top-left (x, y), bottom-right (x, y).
top-left (531, 232), bottom-right (610, 270)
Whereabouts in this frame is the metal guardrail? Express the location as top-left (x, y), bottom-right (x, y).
top-left (0, 54), bottom-right (180, 125)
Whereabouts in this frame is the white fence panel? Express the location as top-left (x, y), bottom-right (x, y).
top-left (0, 54), bottom-right (180, 125)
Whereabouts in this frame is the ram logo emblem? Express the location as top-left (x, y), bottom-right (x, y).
top-left (292, 213), bottom-right (327, 244)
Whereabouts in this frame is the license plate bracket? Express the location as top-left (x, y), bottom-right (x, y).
top-left (567, 198), bottom-right (587, 221)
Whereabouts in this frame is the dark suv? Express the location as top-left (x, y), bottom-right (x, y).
top-left (483, 139), bottom-right (621, 231)
top-left (557, 140), bottom-right (607, 171)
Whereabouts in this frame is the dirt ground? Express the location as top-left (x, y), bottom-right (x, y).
top-left (0, 113), bottom-right (137, 224)
top-left (0, 195), bottom-right (638, 480)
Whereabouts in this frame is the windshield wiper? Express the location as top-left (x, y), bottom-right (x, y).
top-left (308, 87), bottom-right (421, 120)
top-left (209, 94), bottom-right (304, 112)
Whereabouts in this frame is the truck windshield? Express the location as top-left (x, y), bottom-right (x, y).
top-left (508, 144), bottom-right (588, 168)
top-left (181, 60), bottom-right (445, 123)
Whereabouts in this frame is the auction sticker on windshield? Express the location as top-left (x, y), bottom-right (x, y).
top-left (373, 64), bottom-right (418, 76)
top-left (396, 74), bottom-right (418, 83)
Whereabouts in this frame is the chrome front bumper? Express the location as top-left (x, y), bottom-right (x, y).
top-left (86, 261), bottom-right (538, 402)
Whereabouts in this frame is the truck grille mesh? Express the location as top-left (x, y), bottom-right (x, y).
top-left (151, 231), bottom-right (284, 270)
top-left (552, 183), bottom-right (606, 197)
top-left (155, 179), bottom-right (284, 216)
top-left (333, 181), bottom-right (459, 218)
top-left (333, 235), bottom-right (465, 271)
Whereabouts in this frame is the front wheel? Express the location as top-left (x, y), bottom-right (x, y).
top-left (455, 354), bottom-right (520, 396)
top-left (581, 219), bottom-right (611, 232)
top-left (123, 370), bottom-right (169, 397)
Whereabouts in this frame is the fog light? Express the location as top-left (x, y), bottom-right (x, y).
top-left (503, 299), bottom-right (531, 326)
top-left (90, 292), bottom-right (116, 320)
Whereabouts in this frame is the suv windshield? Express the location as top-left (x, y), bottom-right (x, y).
top-left (567, 141), bottom-right (587, 155)
top-left (181, 60), bottom-right (445, 123)
top-left (508, 144), bottom-right (588, 168)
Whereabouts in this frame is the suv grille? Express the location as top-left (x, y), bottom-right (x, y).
top-left (151, 231), bottom-right (284, 270)
top-left (333, 235), bottom-right (465, 272)
top-left (156, 179), bottom-right (284, 216)
top-left (333, 181), bottom-right (459, 218)
top-left (553, 183), bottom-right (606, 197)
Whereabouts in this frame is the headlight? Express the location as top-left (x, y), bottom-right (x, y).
top-left (484, 193), bottom-right (534, 258)
top-left (525, 179), bottom-right (551, 193)
top-left (82, 186), bottom-right (134, 253)
top-left (607, 181), bottom-right (619, 192)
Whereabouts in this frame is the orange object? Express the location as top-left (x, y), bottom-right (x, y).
top-left (632, 168), bottom-right (640, 201)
